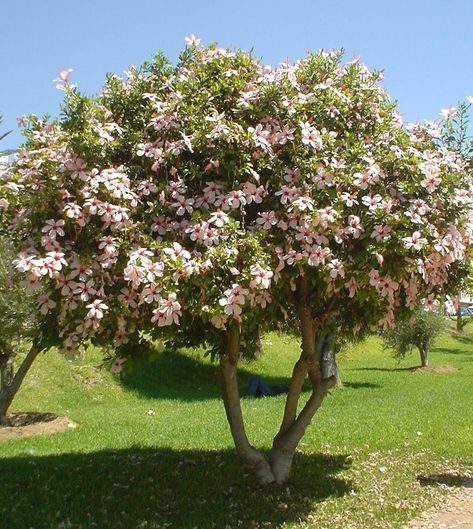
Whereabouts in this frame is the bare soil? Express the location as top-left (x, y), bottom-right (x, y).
top-left (0, 412), bottom-right (77, 441)
top-left (405, 475), bottom-right (473, 529)
top-left (410, 365), bottom-right (459, 374)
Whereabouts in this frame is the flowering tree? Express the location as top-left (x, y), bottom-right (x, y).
top-left (1, 38), bottom-right (472, 483)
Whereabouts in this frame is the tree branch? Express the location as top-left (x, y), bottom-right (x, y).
top-left (218, 322), bottom-right (275, 485)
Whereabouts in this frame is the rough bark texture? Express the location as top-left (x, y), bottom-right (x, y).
top-left (316, 334), bottom-right (341, 385)
top-left (219, 323), bottom-right (275, 485)
top-left (0, 343), bottom-right (41, 424)
top-left (0, 353), bottom-right (15, 390)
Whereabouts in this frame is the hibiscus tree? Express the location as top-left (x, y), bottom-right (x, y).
top-left (1, 39), bottom-right (472, 483)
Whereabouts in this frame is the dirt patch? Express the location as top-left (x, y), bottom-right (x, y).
top-left (0, 412), bottom-right (77, 441)
top-left (409, 365), bottom-right (459, 374)
top-left (405, 475), bottom-right (473, 528)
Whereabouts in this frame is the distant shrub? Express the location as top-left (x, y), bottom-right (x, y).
top-left (382, 305), bottom-right (448, 368)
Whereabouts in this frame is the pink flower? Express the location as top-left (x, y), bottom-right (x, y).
top-left (345, 277), bottom-right (360, 298)
top-left (124, 263), bottom-right (145, 289)
top-left (256, 211), bottom-right (277, 230)
top-left (37, 295), bottom-right (56, 315)
top-left (439, 107), bottom-right (456, 119)
top-left (44, 251), bottom-right (67, 271)
top-left (341, 192), bottom-right (359, 207)
top-left (54, 67), bottom-right (74, 85)
top-left (110, 358), bottom-right (126, 374)
top-left (250, 264), bottom-right (273, 289)
top-left (371, 224), bottom-right (391, 241)
top-left (151, 293), bottom-right (182, 326)
top-left (328, 259), bottom-right (345, 278)
top-left (248, 124), bottom-right (270, 149)
top-left (345, 215), bottom-right (364, 238)
top-left (172, 195), bottom-right (194, 216)
top-left (403, 231), bottom-right (427, 251)
top-left (74, 280), bottom-right (97, 302)
top-left (163, 242), bottom-right (191, 261)
top-left (185, 34), bottom-right (201, 46)
top-left (362, 194), bottom-right (382, 212)
top-left (41, 219), bottom-right (65, 238)
top-left (86, 299), bottom-right (108, 320)
top-left (209, 210), bottom-right (229, 227)
top-left (142, 283), bottom-right (162, 304)
top-left (300, 121), bottom-right (323, 150)
top-left (243, 182), bottom-right (265, 204)
top-left (292, 196), bottom-right (314, 212)
top-left (304, 245), bottom-right (329, 266)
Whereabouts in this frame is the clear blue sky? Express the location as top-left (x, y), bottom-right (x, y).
top-left (2, 0), bottom-right (473, 150)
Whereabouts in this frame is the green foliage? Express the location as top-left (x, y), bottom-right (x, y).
top-left (382, 305), bottom-right (448, 360)
top-left (0, 238), bottom-right (36, 354)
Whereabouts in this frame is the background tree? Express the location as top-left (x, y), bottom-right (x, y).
top-left (440, 100), bottom-right (473, 331)
top-left (0, 238), bottom-right (40, 422)
top-left (1, 39), bottom-right (472, 482)
top-left (382, 305), bottom-right (448, 368)
top-left (0, 122), bottom-right (41, 423)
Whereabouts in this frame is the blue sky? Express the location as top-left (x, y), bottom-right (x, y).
top-left (1, 0), bottom-right (473, 150)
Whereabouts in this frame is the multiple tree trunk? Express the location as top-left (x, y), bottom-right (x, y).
top-left (219, 277), bottom-right (338, 485)
top-left (1, 276), bottom-right (336, 485)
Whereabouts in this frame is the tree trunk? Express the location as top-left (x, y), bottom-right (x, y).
top-left (219, 323), bottom-right (275, 485)
top-left (0, 343), bottom-right (41, 424)
top-left (316, 334), bottom-right (341, 385)
top-left (419, 346), bottom-right (428, 368)
top-left (456, 306), bottom-right (463, 332)
top-left (270, 277), bottom-right (337, 484)
top-left (0, 353), bottom-right (15, 390)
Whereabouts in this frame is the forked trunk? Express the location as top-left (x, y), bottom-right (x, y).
top-left (219, 323), bottom-right (275, 485)
top-left (269, 278), bottom-right (337, 484)
top-left (0, 343), bottom-right (41, 424)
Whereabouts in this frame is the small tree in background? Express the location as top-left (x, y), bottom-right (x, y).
top-left (0, 238), bottom-right (39, 422)
top-left (382, 305), bottom-right (448, 368)
top-left (0, 121), bottom-right (41, 423)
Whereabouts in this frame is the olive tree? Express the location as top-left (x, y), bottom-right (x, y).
top-left (1, 38), bottom-right (472, 482)
top-left (382, 305), bottom-right (448, 367)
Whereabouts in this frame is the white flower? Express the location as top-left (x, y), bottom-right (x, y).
top-left (185, 34), bottom-right (201, 46)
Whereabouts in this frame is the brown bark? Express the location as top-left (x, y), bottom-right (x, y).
top-left (218, 322), bottom-right (275, 485)
top-left (0, 354), bottom-right (14, 390)
top-left (270, 276), bottom-right (337, 484)
top-left (0, 342), bottom-right (41, 424)
top-left (456, 306), bottom-right (463, 332)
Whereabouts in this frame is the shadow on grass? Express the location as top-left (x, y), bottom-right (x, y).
top-left (0, 448), bottom-right (353, 529)
top-left (418, 473), bottom-right (473, 488)
top-left (121, 349), bottom-right (291, 401)
top-left (342, 381), bottom-right (381, 389)
top-left (350, 367), bottom-right (419, 373)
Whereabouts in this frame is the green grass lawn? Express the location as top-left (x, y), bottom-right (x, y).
top-left (1, 322), bottom-right (472, 529)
